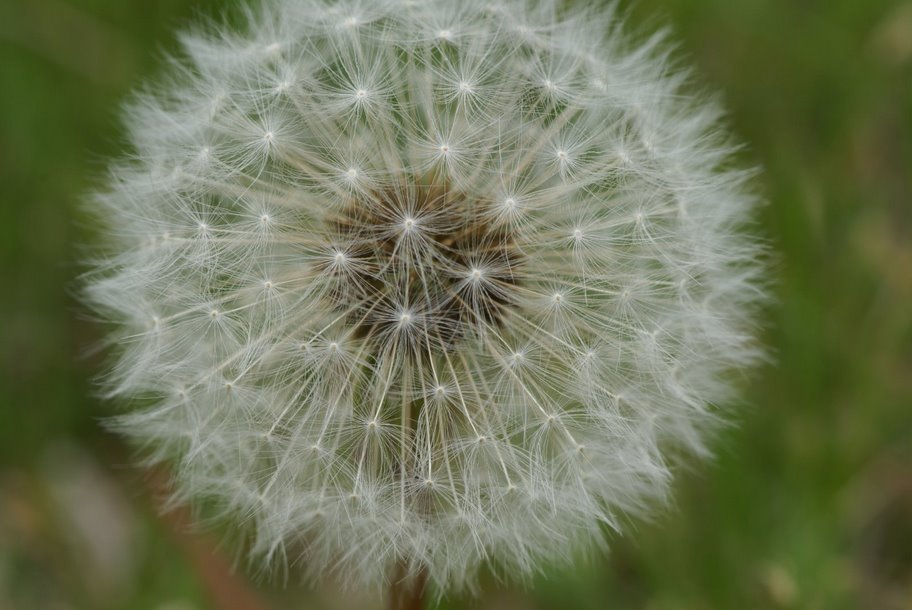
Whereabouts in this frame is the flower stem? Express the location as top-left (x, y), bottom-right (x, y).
top-left (387, 559), bottom-right (428, 610)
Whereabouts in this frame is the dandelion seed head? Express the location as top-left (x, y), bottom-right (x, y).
top-left (85, 0), bottom-right (765, 595)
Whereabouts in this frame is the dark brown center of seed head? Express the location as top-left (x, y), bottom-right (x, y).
top-left (324, 180), bottom-right (522, 353)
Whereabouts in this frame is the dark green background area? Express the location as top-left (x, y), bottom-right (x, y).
top-left (1, 1), bottom-right (910, 608)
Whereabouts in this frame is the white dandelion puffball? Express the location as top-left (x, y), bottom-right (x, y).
top-left (85, 0), bottom-right (764, 594)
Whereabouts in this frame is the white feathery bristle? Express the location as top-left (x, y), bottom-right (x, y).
top-left (84, 0), bottom-right (765, 595)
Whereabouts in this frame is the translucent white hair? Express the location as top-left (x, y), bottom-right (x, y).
top-left (84, 0), bottom-right (765, 595)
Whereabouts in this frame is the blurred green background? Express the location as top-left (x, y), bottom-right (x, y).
top-left (1, 0), bottom-right (910, 608)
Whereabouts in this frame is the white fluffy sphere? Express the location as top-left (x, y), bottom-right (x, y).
top-left (85, 0), bottom-right (764, 594)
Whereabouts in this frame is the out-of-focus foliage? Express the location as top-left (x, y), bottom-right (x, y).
top-left (0, 0), bottom-right (909, 609)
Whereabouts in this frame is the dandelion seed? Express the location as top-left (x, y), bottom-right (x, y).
top-left (84, 0), bottom-right (765, 601)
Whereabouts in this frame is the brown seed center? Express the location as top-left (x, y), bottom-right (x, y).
top-left (324, 179), bottom-right (522, 353)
